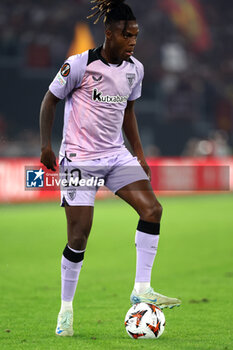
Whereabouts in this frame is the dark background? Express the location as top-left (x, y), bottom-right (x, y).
top-left (0, 0), bottom-right (232, 157)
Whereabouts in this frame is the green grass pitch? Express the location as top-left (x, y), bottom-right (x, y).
top-left (0, 194), bottom-right (233, 350)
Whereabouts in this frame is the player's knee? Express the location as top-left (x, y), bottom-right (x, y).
top-left (140, 201), bottom-right (163, 222)
top-left (68, 220), bottom-right (92, 250)
top-left (69, 235), bottom-right (87, 250)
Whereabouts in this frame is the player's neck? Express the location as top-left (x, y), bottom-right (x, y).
top-left (101, 43), bottom-right (122, 65)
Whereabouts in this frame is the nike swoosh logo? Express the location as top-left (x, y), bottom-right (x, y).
top-left (56, 328), bottom-right (63, 334)
top-left (142, 298), bottom-right (157, 303)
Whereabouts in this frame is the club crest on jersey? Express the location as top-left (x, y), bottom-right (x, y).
top-left (92, 88), bottom-right (129, 103)
top-left (126, 73), bottom-right (136, 87)
top-left (92, 75), bottom-right (102, 82)
top-left (60, 63), bottom-right (70, 77)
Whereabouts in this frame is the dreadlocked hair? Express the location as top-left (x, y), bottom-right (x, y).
top-left (87, 0), bottom-right (136, 25)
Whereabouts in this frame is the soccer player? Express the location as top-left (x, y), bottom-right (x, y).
top-left (40, 0), bottom-right (181, 337)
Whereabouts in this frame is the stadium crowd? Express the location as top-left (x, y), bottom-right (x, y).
top-left (0, 0), bottom-right (232, 156)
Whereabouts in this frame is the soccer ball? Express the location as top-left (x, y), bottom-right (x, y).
top-left (124, 302), bottom-right (165, 339)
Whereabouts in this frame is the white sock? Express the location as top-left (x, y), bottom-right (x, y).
top-left (134, 282), bottom-right (151, 294)
top-left (60, 246), bottom-right (85, 309)
top-left (60, 300), bottom-right (73, 313)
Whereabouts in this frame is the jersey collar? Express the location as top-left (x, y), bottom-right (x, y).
top-left (94, 45), bottom-right (134, 66)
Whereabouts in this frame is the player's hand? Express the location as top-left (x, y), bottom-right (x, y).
top-left (138, 158), bottom-right (151, 181)
top-left (40, 147), bottom-right (57, 171)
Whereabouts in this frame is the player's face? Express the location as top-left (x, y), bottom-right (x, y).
top-left (107, 20), bottom-right (139, 62)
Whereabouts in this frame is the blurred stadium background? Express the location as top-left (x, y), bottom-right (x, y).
top-left (0, 0), bottom-right (233, 201)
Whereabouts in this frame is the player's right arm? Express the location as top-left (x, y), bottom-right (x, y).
top-left (40, 90), bottom-right (60, 171)
top-left (40, 52), bottom-right (88, 170)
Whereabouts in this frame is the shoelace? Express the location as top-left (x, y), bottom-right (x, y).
top-left (146, 289), bottom-right (168, 299)
top-left (61, 312), bottom-right (72, 328)
top-left (145, 287), bottom-right (156, 296)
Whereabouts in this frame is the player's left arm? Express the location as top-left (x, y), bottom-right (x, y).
top-left (123, 100), bottom-right (151, 180)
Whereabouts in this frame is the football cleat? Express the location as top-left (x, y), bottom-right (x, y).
top-left (130, 287), bottom-right (181, 309)
top-left (55, 309), bottom-right (74, 336)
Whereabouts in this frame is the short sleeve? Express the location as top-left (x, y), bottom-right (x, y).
top-left (49, 51), bottom-right (88, 100)
top-left (128, 61), bottom-right (144, 101)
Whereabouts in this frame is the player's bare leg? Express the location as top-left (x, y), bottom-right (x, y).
top-left (116, 180), bottom-right (181, 309)
top-left (56, 205), bottom-right (93, 336)
top-left (65, 205), bottom-right (94, 250)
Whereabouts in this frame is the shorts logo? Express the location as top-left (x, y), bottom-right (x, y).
top-left (92, 75), bottom-right (102, 82)
top-left (92, 88), bottom-right (129, 103)
top-left (26, 168), bottom-right (44, 188)
top-left (68, 189), bottom-right (76, 201)
top-left (126, 73), bottom-right (136, 87)
top-left (60, 63), bottom-right (70, 77)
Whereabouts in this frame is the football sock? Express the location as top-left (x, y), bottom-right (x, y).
top-left (134, 220), bottom-right (160, 293)
top-left (61, 300), bottom-right (72, 311)
top-left (67, 245), bottom-right (83, 253)
top-left (134, 282), bottom-right (150, 294)
top-left (60, 244), bottom-right (85, 310)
